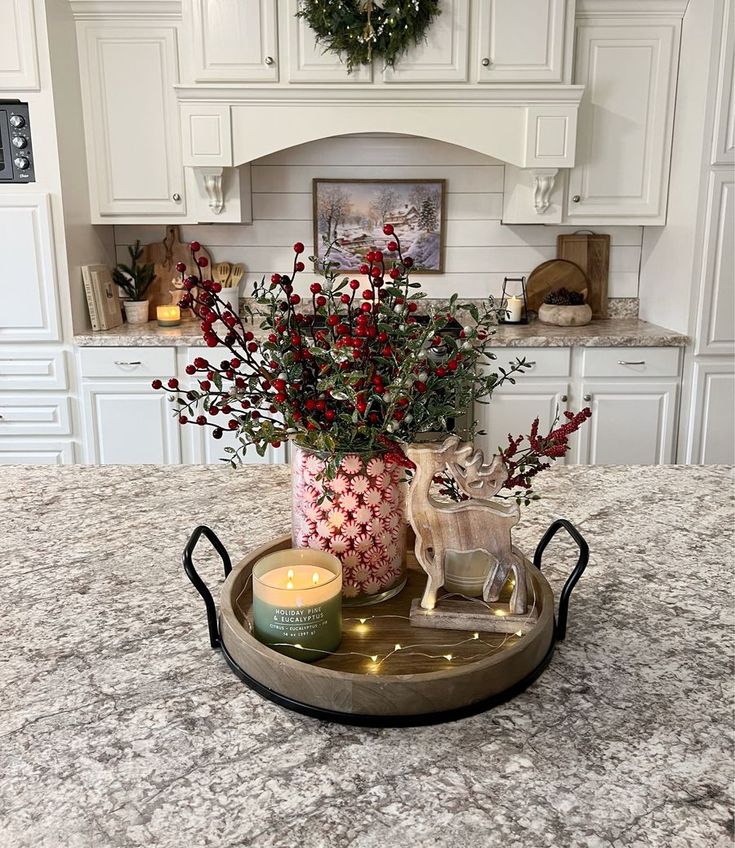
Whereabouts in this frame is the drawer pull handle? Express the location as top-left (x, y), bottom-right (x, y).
top-left (114, 360), bottom-right (142, 367)
top-left (618, 360), bottom-right (646, 366)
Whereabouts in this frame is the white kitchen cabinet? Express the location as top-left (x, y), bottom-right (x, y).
top-left (81, 381), bottom-right (182, 464)
top-left (694, 172), bottom-right (734, 357)
top-left (566, 15), bottom-right (681, 224)
top-left (576, 381), bottom-right (678, 464)
top-left (0, 194), bottom-right (60, 342)
top-left (0, 0), bottom-right (38, 89)
top-left (383, 0), bottom-right (469, 83)
top-left (286, 0), bottom-right (370, 83)
top-left (78, 347), bottom-right (180, 464)
top-left (0, 394), bottom-right (71, 436)
top-left (76, 22), bottom-right (186, 221)
top-left (685, 360), bottom-right (735, 465)
top-left (477, 0), bottom-right (569, 82)
top-left (189, 0), bottom-right (278, 82)
top-left (711, 0), bottom-right (734, 166)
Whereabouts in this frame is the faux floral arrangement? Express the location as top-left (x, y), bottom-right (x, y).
top-left (153, 234), bottom-right (591, 601)
top-left (152, 232), bottom-right (591, 504)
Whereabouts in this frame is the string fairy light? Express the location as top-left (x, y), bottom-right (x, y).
top-left (240, 572), bottom-right (539, 669)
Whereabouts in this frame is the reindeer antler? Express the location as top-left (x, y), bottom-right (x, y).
top-left (445, 441), bottom-right (507, 500)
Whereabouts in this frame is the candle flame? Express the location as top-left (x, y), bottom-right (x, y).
top-left (287, 568), bottom-right (294, 581)
top-left (312, 572), bottom-right (320, 585)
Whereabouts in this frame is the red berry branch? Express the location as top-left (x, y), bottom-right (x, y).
top-left (150, 232), bottom-right (589, 492)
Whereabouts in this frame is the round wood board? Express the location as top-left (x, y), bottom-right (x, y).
top-left (526, 258), bottom-right (588, 313)
top-left (219, 535), bottom-right (555, 719)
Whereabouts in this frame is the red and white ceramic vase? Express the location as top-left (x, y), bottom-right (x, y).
top-left (291, 444), bottom-right (408, 606)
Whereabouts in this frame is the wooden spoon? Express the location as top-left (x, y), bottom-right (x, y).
top-left (214, 262), bottom-right (231, 288)
top-left (228, 263), bottom-right (245, 289)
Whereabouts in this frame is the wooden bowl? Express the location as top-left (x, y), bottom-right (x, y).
top-left (218, 535), bottom-right (556, 724)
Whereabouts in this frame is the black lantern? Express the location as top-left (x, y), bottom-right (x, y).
top-left (499, 276), bottom-right (528, 325)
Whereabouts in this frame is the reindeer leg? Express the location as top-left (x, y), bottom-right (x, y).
top-left (508, 555), bottom-right (527, 615)
top-left (420, 547), bottom-right (444, 610)
top-left (482, 555), bottom-right (505, 602)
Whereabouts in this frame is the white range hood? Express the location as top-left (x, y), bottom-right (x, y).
top-left (176, 83), bottom-right (584, 220)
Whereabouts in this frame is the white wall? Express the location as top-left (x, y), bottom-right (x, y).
top-left (114, 134), bottom-right (643, 301)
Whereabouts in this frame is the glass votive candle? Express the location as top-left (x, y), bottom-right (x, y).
top-left (252, 549), bottom-right (342, 662)
top-left (156, 305), bottom-right (181, 327)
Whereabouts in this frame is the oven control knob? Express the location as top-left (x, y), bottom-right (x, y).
top-left (14, 156), bottom-right (30, 170)
top-left (9, 114), bottom-right (25, 128)
top-left (12, 136), bottom-right (27, 148)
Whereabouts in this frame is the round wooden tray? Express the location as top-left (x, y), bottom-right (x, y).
top-left (217, 535), bottom-right (556, 724)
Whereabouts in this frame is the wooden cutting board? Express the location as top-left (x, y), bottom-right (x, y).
top-left (557, 231), bottom-right (610, 319)
top-left (139, 225), bottom-right (211, 319)
top-left (526, 259), bottom-right (588, 313)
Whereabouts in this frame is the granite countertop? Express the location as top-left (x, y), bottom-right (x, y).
top-left (2, 463), bottom-right (732, 848)
top-left (73, 318), bottom-right (688, 348)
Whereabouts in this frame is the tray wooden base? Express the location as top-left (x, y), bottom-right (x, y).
top-left (219, 535), bottom-right (555, 719)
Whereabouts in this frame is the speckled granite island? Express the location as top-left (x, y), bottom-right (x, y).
top-left (2, 464), bottom-right (732, 848)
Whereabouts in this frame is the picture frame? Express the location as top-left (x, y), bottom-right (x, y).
top-left (312, 178), bottom-right (446, 274)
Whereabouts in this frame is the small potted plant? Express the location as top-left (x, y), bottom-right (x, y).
top-left (538, 288), bottom-right (592, 326)
top-left (112, 241), bottom-right (156, 324)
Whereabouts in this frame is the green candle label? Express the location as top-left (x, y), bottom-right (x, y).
top-left (253, 595), bottom-right (342, 662)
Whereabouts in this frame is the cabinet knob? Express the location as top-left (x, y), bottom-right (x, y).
top-left (572, 195), bottom-right (581, 203)
top-left (560, 394), bottom-right (568, 402)
top-left (264, 56), bottom-right (275, 66)
top-left (481, 57), bottom-right (491, 67)
top-left (172, 193), bottom-right (182, 202)
top-left (583, 394), bottom-right (592, 402)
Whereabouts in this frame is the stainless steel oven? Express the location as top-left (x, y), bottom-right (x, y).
top-left (0, 100), bottom-right (35, 183)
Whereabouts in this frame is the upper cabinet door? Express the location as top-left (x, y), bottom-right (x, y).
top-left (477, 0), bottom-right (567, 82)
top-left (567, 20), bottom-right (680, 223)
top-left (190, 0), bottom-right (278, 82)
top-left (0, 0), bottom-right (39, 89)
top-left (383, 0), bottom-right (469, 83)
top-left (78, 24), bottom-right (186, 220)
top-left (0, 194), bottom-right (60, 342)
top-left (287, 0), bottom-right (370, 83)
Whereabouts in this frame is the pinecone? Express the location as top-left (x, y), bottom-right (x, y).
top-left (544, 288), bottom-right (572, 305)
top-left (568, 291), bottom-right (585, 305)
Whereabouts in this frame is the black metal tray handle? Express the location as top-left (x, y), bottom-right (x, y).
top-left (533, 518), bottom-right (589, 641)
top-left (182, 525), bottom-right (232, 649)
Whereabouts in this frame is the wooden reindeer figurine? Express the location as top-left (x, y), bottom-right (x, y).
top-left (405, 435), bottom-right (527, 616)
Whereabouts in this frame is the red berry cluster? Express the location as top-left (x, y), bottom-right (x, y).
top-left (150, 231), bottom-right (549, 471)
top-left (496, 407), bottom-right (593, 502)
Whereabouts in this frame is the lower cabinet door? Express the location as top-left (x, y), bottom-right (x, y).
top-left (476, 381), bottom-right (571, 459)
top-left (576, 381), bottom-right (678, 464)
top-left (81, 381), bottom-right (181, 464)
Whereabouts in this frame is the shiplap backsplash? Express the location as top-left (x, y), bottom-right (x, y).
top-left (114, 135), bottom-right (642, 300)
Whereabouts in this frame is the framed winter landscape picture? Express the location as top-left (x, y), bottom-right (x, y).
top-left (312, 178), bottom-right (446, 273)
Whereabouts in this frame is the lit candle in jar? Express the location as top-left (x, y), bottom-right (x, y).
top-left (504, 296), bottom-right (523, 323)
top-left (252, 549), bottom-right (342, 662)
top-left (156, 305), bottom-right (181, 327)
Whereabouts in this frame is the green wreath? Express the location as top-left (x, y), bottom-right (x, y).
top-left (296, 0), bottom-right (442, 73)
